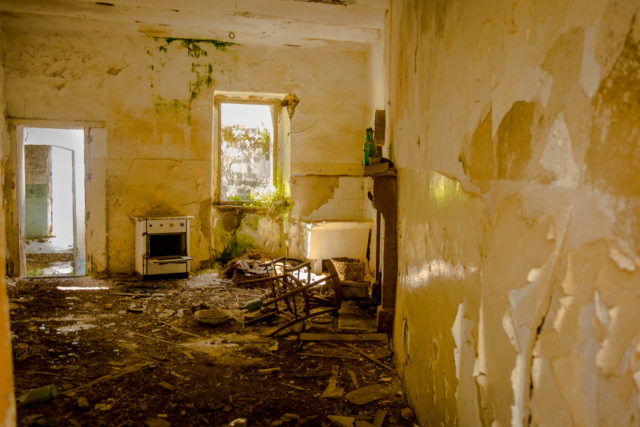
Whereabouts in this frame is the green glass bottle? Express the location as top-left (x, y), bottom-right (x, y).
top-left (364, 128), bottom-right (374, 166)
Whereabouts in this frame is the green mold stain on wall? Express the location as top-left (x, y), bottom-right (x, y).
top-left (214, 209), bottom-right (257, 263)
top-left (146, 37), bottom-right (236, 120)
top-left (219, 233), bottom-right (257, 264)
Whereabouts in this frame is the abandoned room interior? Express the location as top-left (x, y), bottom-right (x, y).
top-left (1, 0), bottom-right (640, 425)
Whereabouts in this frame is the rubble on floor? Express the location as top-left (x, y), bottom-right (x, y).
top-left (8, 270), bottom-right (415, 426)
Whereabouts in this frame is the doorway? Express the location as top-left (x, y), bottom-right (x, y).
top-left (19, 127), bottom-right (85, 276)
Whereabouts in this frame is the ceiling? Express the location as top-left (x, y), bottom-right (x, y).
top-left (0, 0), bottom-right (388, 48)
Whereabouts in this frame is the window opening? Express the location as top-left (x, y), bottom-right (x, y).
top-left (219, 102), bottom-right (275, 202)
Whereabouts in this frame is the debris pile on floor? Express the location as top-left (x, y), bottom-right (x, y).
top-left (221, 251), bottom-right (273, 283)
top-left (8, 270), bottom-right (416, 426)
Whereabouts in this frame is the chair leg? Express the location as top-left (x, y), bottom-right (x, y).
top-left (267, 307), bottom-right (338, 336)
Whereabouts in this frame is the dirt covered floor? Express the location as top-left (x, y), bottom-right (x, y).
top-left (8, 270), bottom-right (415, 426)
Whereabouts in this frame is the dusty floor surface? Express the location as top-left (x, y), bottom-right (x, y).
top-left (8, 270), bottom-right (415, 426)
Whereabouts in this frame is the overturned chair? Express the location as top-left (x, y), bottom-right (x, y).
top-left (240, 258), bottom-right (343, 336)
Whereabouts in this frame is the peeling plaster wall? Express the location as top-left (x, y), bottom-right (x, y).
top-left (288, 175), bottom-right (374, 263)
top-left (0, 20), bottom-right (16, 426)
top-left (2, 16), bottom-right (371, 273)
top-left (388, 0), bottom-right (640, 425)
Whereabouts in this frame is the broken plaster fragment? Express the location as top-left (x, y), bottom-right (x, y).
top-left (502, 311), bottom-right (520, 352)
top-left (527, 268), bottom-right (541, 283)
top-left (345, 384), bottom-right (400, 405)
top-left (608, 248), bottom-right (636, 272)
top-left (281, 93), bottom-right (300, 119)
top-left (539, 113), bottom-right (580, 189)
top-left (321, 366), bottom-right (344, 399)
top-left (593, 291), bottom-right (609, 327)
top-left (547, 222), bottom-right (556, 240)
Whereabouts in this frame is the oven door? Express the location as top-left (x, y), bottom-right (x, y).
top-left (144, 233), bottom-right (193, 275)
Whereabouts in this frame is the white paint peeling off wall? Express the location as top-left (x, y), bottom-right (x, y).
top-left (580, 27), bottom-right (601, 98)
top-left (451, 303), bottom-right (481, 427)
top-left (389, 1), bottom-right (640, 424)
top-left (539, 114), bottom-right (580, 189)
top-left (608, 247), bottom-right (636, 272)
top-left (303, 177), bottom-right (368, 221)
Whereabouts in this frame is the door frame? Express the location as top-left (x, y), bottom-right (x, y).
top-left (16, 125), bottom-right (85, 276)
top-left (7, 118), bottom-right (107, 277)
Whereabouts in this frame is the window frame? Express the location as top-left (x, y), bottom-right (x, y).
top-left (214, 96), bottom-right (281, 204)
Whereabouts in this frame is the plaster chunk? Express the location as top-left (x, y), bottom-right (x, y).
top-left (509, 356), bottom-right (527, 427)
top-left (593, 290), bottom-right (609, 327)
top-left (546, 222), bottom-right (556, 240)
top-left (552, 296), bottom-right (574, 333)
top-left (594, 305), bottom-right (638, 376)
top-left (508, 279), bottom-right (545, 331)
top-left (539, 113), bottom-right (580, 189)
top-left (452, 303), bottom-right (481, 426)
top-left (596, 336), bottom-right (630, 375)
top-left (526, 268), bottom-right (541, 283)
top-left (502, 311), bottom-right (520, 352)
top-left (608, 247), bottom-right (636, 272)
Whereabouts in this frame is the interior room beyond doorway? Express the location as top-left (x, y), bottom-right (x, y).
top-left (22, 127), bottom-right (85, 277)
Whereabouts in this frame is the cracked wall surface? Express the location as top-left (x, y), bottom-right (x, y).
top-left (1, 15), bottom-right (371, 274)
top-left (388, 0), bottom-right (640, 425)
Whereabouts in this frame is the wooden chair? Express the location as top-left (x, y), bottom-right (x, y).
top-left (243, 259), bottom-right (342, 336)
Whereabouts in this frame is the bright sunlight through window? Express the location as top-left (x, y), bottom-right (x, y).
top-left (219, 103), bottom-right (275, 202)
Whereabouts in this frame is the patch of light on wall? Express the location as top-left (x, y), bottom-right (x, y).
top-left (429, 172), bottom-right (467, 207)
top-left (405, 260), bottom-right (478, 289)
top-left (56, 286), bottom-right (109, 291)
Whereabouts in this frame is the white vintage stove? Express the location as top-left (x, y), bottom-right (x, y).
top-left (131, 216), bottom-right (194, 278)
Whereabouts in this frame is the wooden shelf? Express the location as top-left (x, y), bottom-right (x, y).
top-left (364, 162), bottom-right (395, 176)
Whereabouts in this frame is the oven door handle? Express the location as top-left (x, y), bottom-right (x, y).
top-left (148, 256), bottom-right (194, 265)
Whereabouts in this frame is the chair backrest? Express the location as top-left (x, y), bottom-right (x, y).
top-left (324, 259), bottom-right (343, 308)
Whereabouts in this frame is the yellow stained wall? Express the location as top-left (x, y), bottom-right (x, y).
top-left (388, 0), bottom-right (640, 425)
top-left (0, 20), bottom-right (15, 426)
top-left (2, 17), bottom-right (371, 274)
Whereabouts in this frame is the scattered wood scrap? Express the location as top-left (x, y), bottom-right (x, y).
top-left (113, 292), bottom-right (151, 298)
top-left (62, 361), bottom-right (154, 396)
top-left (348, 370), bottom-right (360, 389)
top-left (134, 332), bottom-right (187, 349)
top-left (336, 342), bottom-right (394, 373)
top-left (373, 409), bottom-right (388, 427)
top-left (160, 321), bottom-right (203, 338)
top-left (296, 351), bottom-right (361, 360)
top-left (299, 333), bottom-right (389, 343)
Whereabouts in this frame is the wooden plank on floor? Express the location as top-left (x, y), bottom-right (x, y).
top-left (299, 332), bottom-right (388, 343)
